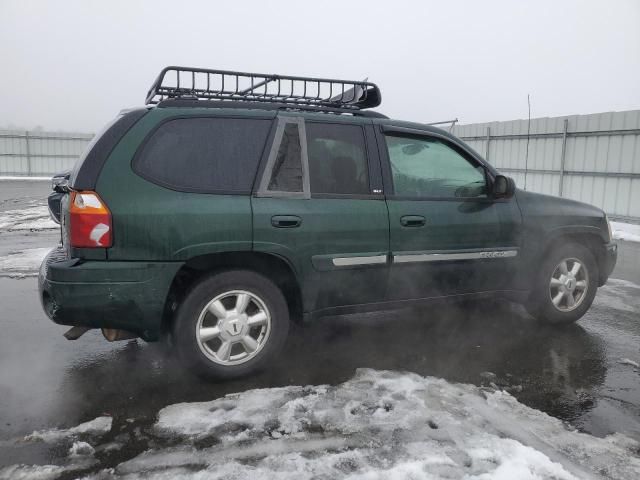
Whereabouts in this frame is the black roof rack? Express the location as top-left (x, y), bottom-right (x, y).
top-left (145, 66), bottom-right (382, 111)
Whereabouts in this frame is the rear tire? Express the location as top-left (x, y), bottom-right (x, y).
top-left (525, 242), bottom-right (598, 325)
top-left (173, 270), bottom-right (289, 380)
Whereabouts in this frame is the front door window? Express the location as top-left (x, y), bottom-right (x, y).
top-left (385, 135), bottom-right (487, 198)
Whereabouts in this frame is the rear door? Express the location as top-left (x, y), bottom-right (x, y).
top-left (377, 125), bottom-right (522, 300)
top-left (252, 114), bottom-right (389, 314)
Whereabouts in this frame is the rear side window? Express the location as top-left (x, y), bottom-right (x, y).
top-left (306, 123), bottom-right (369, 195)
top-left (134, 117), bottom-right (272, 193)
top-left (267, 123), bottom-right (303, 192)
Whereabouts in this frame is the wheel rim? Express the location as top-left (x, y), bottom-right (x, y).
top-left (548, 257), bottom-right (589, 312)
top-left (195, 290), bottom-right (271, 366)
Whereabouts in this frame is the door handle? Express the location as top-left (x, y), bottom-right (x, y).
top-left (271, 215), bottom-right (302, 228)
top-left (400, 215), bottom-right (426, 227)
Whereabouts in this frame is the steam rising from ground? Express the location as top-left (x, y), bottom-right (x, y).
top-left (3, 369), bottom-right (639, 479)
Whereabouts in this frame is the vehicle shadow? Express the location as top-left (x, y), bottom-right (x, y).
top-left (54, 299), bottom-right (606, 430)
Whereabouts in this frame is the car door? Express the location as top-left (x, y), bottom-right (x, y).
top-left (252, 114), bottom-right (390, 315)
top-left (377, 125), bottom-right (522, 301)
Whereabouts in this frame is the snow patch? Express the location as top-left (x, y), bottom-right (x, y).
top-left (0, 247), bottom-right (51, 278)
top-left (88, 369), bottom-right (640, 479)
top-left (594, 278), bottom-right (640, 313)
top-left (0, 458), bottom-right (97, 480)
top-left (26, 416), bottom-right (112, 443)
top-left (6, 372), bottom-right (640, 479)
top-left (0, 205), bottom-right (57, 232)
top-left (619, 358), bottom-right (640, 369)
top-left (611, 221), bottom-right (640, 243)
top-left (69, 440), bottom-right (96, 457)
top-left (0, 464), bottom-right (66, 480)
top-left (0, 176), bottom-right (51, 181)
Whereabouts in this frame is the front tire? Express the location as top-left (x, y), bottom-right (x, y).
top-left (526, 242), bottom-right (598, 325)
top-left (173, 270), bottom-right (289, 380)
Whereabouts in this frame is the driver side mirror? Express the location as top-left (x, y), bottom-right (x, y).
top-left (493, 175), bottom-right (515, 199)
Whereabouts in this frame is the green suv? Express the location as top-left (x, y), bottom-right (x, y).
top-left (39, 67), bottom-right (617, 379)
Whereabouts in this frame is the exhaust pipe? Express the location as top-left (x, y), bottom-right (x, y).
top-left (101, 328), bottom-right (138, 342)
top-left (63, 326), bottom-right (91, 340)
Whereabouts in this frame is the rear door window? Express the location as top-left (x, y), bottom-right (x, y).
top-left (134, 117), bottom-right (272, 193)
top-left (306, 123), bottom-right (369, 195)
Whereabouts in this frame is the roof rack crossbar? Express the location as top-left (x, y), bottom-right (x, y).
top-left (146, 67), bottom-right (382, 110)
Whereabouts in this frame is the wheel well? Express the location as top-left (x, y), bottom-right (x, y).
top-left (161, 252), bottom-right (303, 333)
top-left (542, 232), bottom-right (605, 279)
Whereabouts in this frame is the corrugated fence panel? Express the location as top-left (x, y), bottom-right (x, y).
top-left (2, 111), bottom-right (640, 219)
top-left (452, 110), bottom-right (640, 220)
top-left (0, 130), bottom-right (93, 176)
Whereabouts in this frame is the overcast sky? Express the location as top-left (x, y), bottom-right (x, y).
top-left (1, 0), bottom-right (639, 132)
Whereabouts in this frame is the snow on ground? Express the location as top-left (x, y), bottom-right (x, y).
top-left (25, 416), bottom-right (112, 444)
top-left (0, 247), bottom-right (51, 278)
top-left (0, 176), bottom-right (51, 181)
top-left (0, 205), bottom-right (57, 232)
top-left (611, 221), bottom-right (640, 243)
top-left (594, 278), bottom-right (640, 314)
top-left (0, 464), bottom-right (67, 480)
top-left (0, 458), bottom-right (97, 480)
top-left (0, 417), bottom-right (111, 480)
top-left (619, 358), bottom-right (640, 369)
top-left (4, 370), bottom-right (639, 479)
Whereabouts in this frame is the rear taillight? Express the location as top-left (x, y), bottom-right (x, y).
top-left (69, 191), bottom-right (112, 248)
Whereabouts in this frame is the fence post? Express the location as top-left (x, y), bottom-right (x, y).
top-left (558, 119), bottom-right (568, 197)
top-left (25, 130), bottom-right (32, 176)
top-left (485, 126), bottom-right (490, 160)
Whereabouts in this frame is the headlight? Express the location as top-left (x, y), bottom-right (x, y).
top-left (605, 214), bottom-right (613, 242)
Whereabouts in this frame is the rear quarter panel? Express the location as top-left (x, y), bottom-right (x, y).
top-left (96, 108), bottom-right (271, 261)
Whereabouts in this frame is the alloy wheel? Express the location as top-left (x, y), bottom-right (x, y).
top-left (548, 258), bottom-right (589, 312)
top-left (195, 290), bottom-right (271, 366)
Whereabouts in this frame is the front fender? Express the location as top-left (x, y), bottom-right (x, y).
top-left (514, 189), bottom-right (611, 289)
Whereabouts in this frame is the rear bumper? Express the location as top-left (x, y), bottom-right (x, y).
top-left (38, 248), bottom-right (182, 340)
top-left (599, 242), bottom-right (617, 285)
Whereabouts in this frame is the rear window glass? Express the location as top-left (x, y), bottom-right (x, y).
top-left (134, 117), bottom-right (271, 193)
top-left (306, 123), bottom-right (369, 195)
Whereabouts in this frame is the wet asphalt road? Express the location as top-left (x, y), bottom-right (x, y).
top-left (1, 180), bottom-right (639, 471)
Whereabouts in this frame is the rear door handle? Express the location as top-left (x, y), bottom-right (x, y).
top-left (271, 215), bottom-right (302, 228)
top-left (400, 215), bottom-right (426, 227)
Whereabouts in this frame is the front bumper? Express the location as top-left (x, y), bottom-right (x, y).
top-left (38, 248), bottom-right (182, 340)
top-left (599, 242), bottom-right (617, 285)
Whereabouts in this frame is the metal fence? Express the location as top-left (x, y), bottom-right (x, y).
top-left (2, 110), bottom-right (639, 220)
top-left (0, 130), bottom-right (93, 177)
top-left (451, 110), bottom-right (640, 220)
